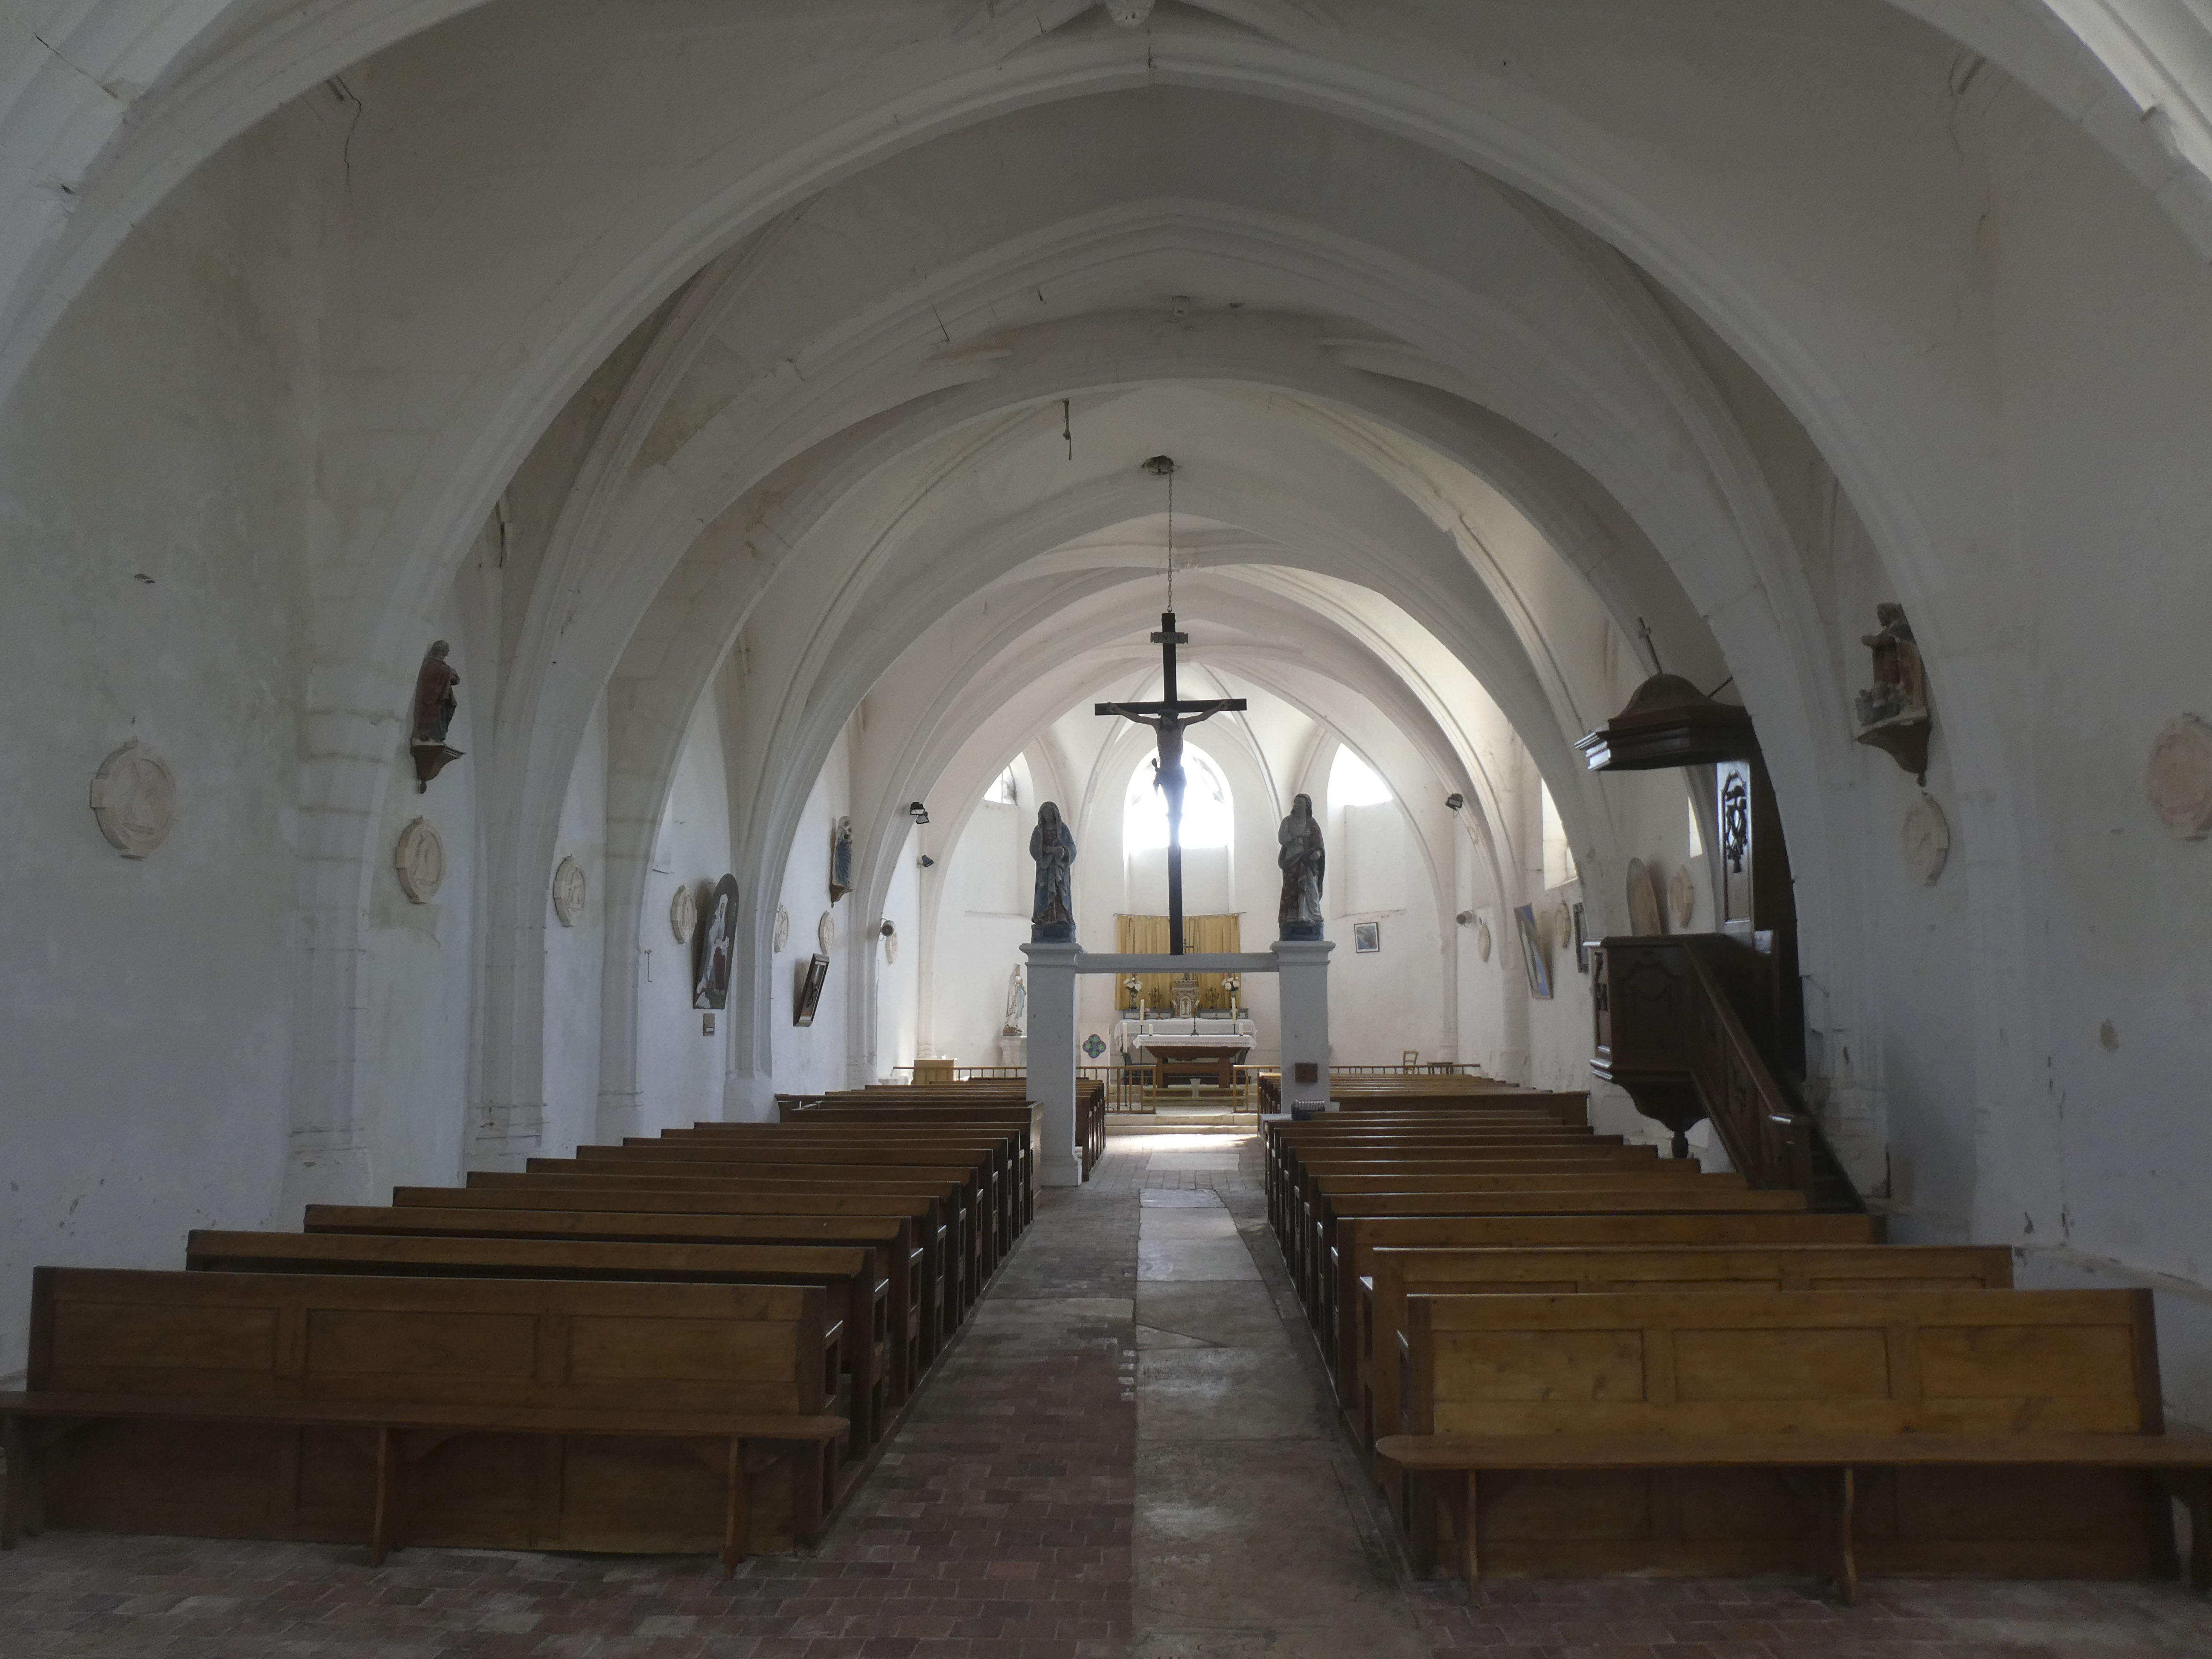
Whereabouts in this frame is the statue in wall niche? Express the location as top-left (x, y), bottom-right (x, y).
top-left (1030, 801), bottom-right (1077, 942)
top-left (828, 816), bottom-right (853, 902)
top-left (409, 640), bottom-right (465, 792)
top-left (1854, 602), bottom-right (1934, 780)
top-left (1854, 604), bottom-right (1927, 727)
top-left (412, 641), bottom-right (460, 744)
top-left (1277, 793), bottom-right (1326, 940)
top-left (1002, 964), bottom-right (1027, 1036)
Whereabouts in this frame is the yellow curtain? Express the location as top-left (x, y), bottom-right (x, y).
top-left (1115, 914), bottom-right (1242, 1012)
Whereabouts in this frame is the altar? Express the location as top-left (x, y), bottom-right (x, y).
top-left (1114, 1017), bottom-right (1257, 1089)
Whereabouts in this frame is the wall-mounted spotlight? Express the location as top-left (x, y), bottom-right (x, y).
top-left (879, 919), bottom-right (896, 938)
top-left (1455, 910), bottom-right (1476, 926)
top-left (1445, 792), bottom-right (1466, 811)
top-left (918, 854), bottom-right (936, 869)
top-left (907, 800), bottom-right (930, 825)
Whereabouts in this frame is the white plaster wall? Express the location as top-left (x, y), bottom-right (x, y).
top-left (933, 797), bottom-right (1033, 1066)
top-left (0, 128), bottom-right (315, 1381)
top-left (768, 730), bottom-right (854, 1095)
top-left (634, 689), bottom-right (731, 1129)
top-left (874, 826), bottom-right (921, 1078)
top-left (358, 584), bottom-right (481, 1196)
top-left (539, 698), bottom-right (607, 1155)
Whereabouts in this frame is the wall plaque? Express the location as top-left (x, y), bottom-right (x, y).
top-left (394, 817), bottom-right (445, 904)
top-left (551, 855), bottom-right (588, 926)
top-left (1669, 865), bottom-right (1695, 929)
top-left (773, 904), bottom-right (791, 952)
top-left (817, 910), bottom-right (835, 956)
top-left (669, 882), bottom-right (697, 943)
top-left (89, 739), bottom-right (177, 858)
top-left (1903, 793), bottom-right (1951, 886)
top-left (2146, 714), bottom-right (2212, 840)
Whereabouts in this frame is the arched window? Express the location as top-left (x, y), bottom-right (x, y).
top-left (1327, 745), bottom-right (1392, 808)
top-left (983, 764), bottom-right (1017, 806)
top-left (1125, 744), bottom-right (1233, 850)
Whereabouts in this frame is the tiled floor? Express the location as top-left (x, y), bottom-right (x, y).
top-left (4, 1132), bottom-right (2212, 1657)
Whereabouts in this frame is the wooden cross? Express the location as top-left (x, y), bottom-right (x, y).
top-left (1096, 611), bottom-right (1246, 954)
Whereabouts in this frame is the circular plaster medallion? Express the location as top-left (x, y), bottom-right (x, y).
top-left (1474, 919), bottom-right (1492, 962)
top-left (773, 905), bottom-right (791, 952)
top-left (1903, 794), bottom-right (1951, 886)
top-left (1669, 865), bottom-right (1696, 929)
top-left (2145, 714), bottom-right (2212, 840)
top-left (393, 817), bottom-right (445, 904)
top-left (1551, 900), bottom-right (1573, 954)
top-left (89, 739), bottom-right (177, 858)
top-left (1625, 857), bottom-right (1662, 936)
top-left (817, 910), bottom-right (835, 956)
top-left (669, 882), bottom-right (697, 944)
top-left (551, 856), bottom-right (588, 926)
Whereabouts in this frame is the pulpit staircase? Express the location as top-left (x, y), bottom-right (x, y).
top-left (1592, 932), bottom-right (1865, 1214)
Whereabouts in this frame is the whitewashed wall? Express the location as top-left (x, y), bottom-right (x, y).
top-left (634, 690), bottom-right (733, 1128)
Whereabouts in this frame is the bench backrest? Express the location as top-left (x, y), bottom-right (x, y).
top-left (1403, 1286), bottom-right (2160, 1436)
top-left (1374, 1242), bottom-right (2014, 1298)
top-left (1325, 1189), bottom-right (1806, 1219)
top-left (30, 1266), bottom-right (832, 1415)
top-left (187, 1228), bottom-right (874, 1286)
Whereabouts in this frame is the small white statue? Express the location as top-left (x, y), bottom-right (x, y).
top-left (1001, 963), bottom-right (1027, 1036)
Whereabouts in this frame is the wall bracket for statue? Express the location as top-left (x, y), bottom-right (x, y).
top-left (409, 640), bottom-right (465, 793)
top-left (1853, 602), bottom-right (1932, 782)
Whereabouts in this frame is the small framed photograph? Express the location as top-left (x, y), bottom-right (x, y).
top-left (793, 953), bottom-right (830, 1026)
top-left (1353, 920), bottom-right (1381, 954)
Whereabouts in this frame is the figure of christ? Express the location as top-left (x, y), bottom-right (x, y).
top-left (1094, 611), bottom-right (1246, 955)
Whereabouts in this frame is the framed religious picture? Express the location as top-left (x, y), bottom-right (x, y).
top-left (1514, 902), bottom-right (1552, 999)
top-left (693, 874), bottom-right (739, 1010)
top-left (1353, 920), bottom-right (1381, 953)
top-left (1572, 901), bottom-right (1590, 974)
top-left (793, 952), bottom-right (830, 1026)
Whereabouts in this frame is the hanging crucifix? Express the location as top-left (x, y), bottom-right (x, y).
top-left (1095, 458), bottom-right (1245, 955)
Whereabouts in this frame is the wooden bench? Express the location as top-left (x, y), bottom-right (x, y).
top-left (1269, 1144), bottom-right (1662, 1234)
top-left (1, 1267), bottom-right (847, 1568)
top-left (1377, 1286), bottom-right (2202, 1594)
top-left (305, 1204), bottom-right (928, 1395)
top-left (476, 1166), bottom-right (989, 1310)
top-left (1294, 1183), bottom-right (1808, 1312)
top-left (390, 1185), bottom-right (960, 1350)
top-left (1323, 1212), bottom-right (1882, 1388)
top-left (645, 1123), bottom-right (1032, 1237)
top-left (186, 1229), bottom-right (893, 1449)
top-left (1355, 1243), bottom-right (2015, 1462)
top-left (592, 1133), bottom-right (1023, 1247)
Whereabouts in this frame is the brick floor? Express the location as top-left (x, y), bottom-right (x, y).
top-left (4, 1134), bottom-right (2212, 1657)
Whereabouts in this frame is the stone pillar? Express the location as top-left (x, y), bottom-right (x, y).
top-left (1020, 940), bottom-right (1085, 1186)
top-left (1273, 938), bottom-right (1335, 1112)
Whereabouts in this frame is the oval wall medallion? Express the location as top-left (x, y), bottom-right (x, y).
top-left (817, 910), bottom-right (835, 956)
top-left (1903, 793), bottom-right (1951, 886)
top-left (551, 855), bottom-right (588, 926)
top-left (669, 882), bottom-right (697, 943)
top-left (89, 739), bottom-right (177, 859)
top-left (393, 817), bottom-right (445, 904)
top-left (2146, 714), bottom-right (2212, 840)
top-left (1474, 918), bottom-right (1492, 962)
top-left (1669, 865), bottom-right (1695, 929)
top-left (773, 905), bottom-right (791, 952)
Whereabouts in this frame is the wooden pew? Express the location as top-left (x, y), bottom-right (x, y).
top-left (476, 1166), bottom-right (989, 1310)
top-left (387, 1185), bottom-right (960, 1358)
top-left (727, 1113), bottom-right (1039, 1223)
top-left (0, 1267), bottom-right (847, 1569)
top-left (1324, 1212), bottom-right (1881, 1388)
top-left (1354, 1243), bottom-right (2015, 1462)
top-left (1293, 1182), bottom-right (1808, 1313)
top-left (184, 1229), bottom-right (893, 1450)
top-left (1375, 1286), bottom-right (2212, 1596)
top-left (306, 1205), bottom-right (927, 1397)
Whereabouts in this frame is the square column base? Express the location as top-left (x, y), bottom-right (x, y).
top-left (1020, 940), bottom-right (1086, 1186)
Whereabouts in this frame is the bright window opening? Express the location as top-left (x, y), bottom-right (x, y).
top-left (1687, 794), bottom-right (1703, 858)
top-left (984, 765), bottom-right (1018, 807)
top-left (1327, 745), bottom-right (1392, 809)
top-left (1541, 781), bottom-right (1579, 889)
top-left (1125, 744), bottom-right (1233, 850)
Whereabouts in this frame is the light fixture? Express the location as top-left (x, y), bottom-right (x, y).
top-left (918, 854), bottom-right (935, 869)
top-left (1445, 792), bottom-right (1465, 811)
top-left (879, 919), bottom-right (895, 938)
top-left (907, 800), bottom-right (930, 825)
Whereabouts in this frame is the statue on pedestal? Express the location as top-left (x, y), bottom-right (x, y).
top-left (1854, 603), bottom-right (1928, 728)
top-left (1030, 800), bottom-right (1077, 942)
top-left (1001, 964), bottom-right (1027, 1036)
top-left (1278, 792), bottom-right (1325, 940)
